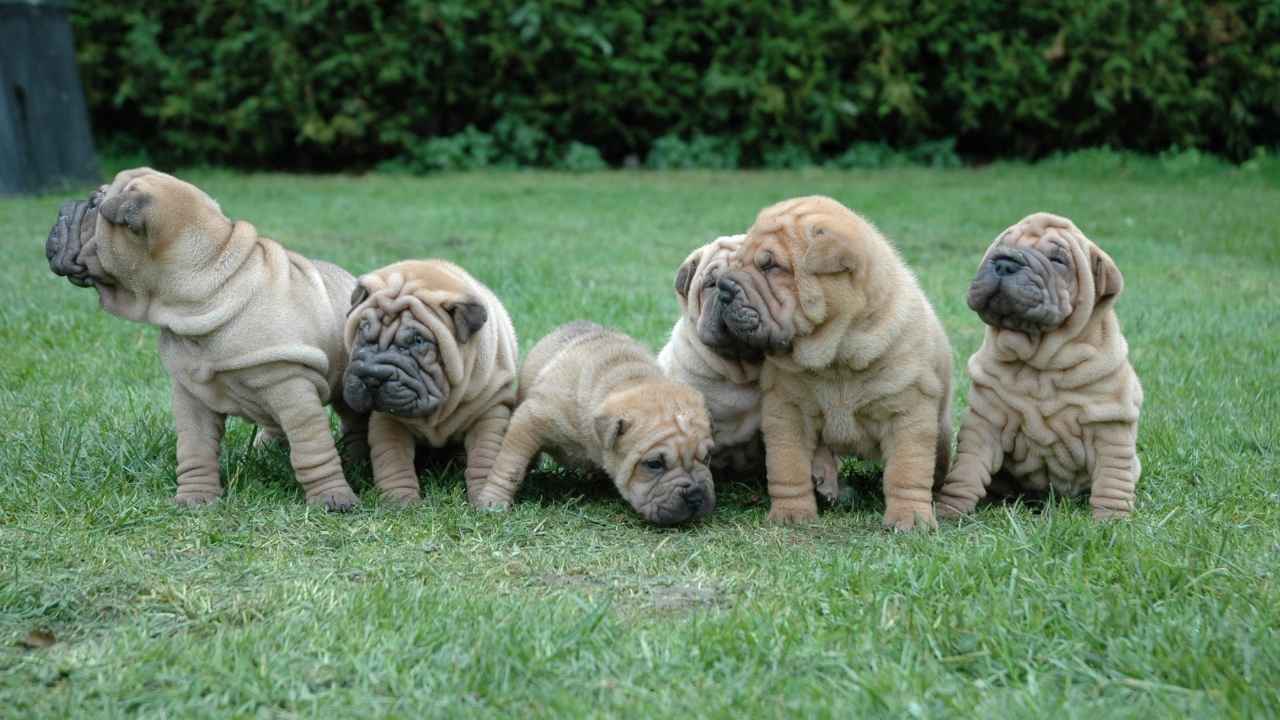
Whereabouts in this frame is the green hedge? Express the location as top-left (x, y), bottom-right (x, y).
top-left (73, 1), bottom-right (1280, 169)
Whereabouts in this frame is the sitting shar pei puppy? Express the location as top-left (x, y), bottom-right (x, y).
top-left (658, 234), bottom-right (842, 502)
top-left (475, 321), bottom-right (715, 526)
top-left (45, 168), bottom-right (365, 509)
top-left (343, 260), bottom-right (518, 506)
top-left (716, 196), bottom-right (953, 529)
top-left (937, 213), bottom-right (1143, 520)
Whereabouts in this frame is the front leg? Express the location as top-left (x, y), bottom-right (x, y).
top-left (760, 392), bottom-right (818, 523)
top-left (172, 383), bottom-right (226, 506)
top-left (368, 412), bottom-right (420, 505)
top-left (936, 399), bottom-right (1006, 518)
top-left (881, 411), bottom-right (941, 531)
top-left (462, 403), bottom-right (513, 505)
top-left (265, 379), bottom-right (358, 511)
top-left (334, 399), bottom-right (370, 466)
top-left (471, 402), bottom-right (545, 510)
top-left (1088, 422), bottom-right (1141, 520)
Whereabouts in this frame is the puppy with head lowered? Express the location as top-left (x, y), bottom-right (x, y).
top-left (343, 260), bottom-right (518, 505)
top-left (45, 168), bottom-right (365, 509)
top-left (474, 322), bottom-right (715, 526)
top-left (716, 196), bottom-right (953, 529)
top-left (658, 234), bottom-right (841, 501)
top-left (937, 213), bottom-right (1143, 519)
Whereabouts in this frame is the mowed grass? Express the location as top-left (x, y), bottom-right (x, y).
top-left (1, 159), bottom-right (1278, 718)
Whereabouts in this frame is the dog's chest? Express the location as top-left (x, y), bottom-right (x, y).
top-left (990, 386), bottom-right (1091, 496)
top-left (797, 374), bottom-right (889, 460)
top-left (705, 380), bottom-right (762, 449)
top-left (159, 336), bottom-right (282, 430)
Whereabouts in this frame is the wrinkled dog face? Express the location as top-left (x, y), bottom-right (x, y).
top-left (967, 213), bottom-right (1121, 334)
top-left (597, 390), bottom-right (716, 525)
top-left (674, 235), bottom-right (763, 362)
top-left (343, 270), bottom-right (487, 418)
top-left (717, 196), bottom-right (862, 354)
top-left (46, 167), bottom-right (226, 320)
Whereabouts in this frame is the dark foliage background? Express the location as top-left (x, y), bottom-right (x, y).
top-left (73, 1), bottom-right (1280, 170)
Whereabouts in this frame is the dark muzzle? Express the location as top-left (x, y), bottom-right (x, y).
top-left (46, 194), bottom-right (99, 287)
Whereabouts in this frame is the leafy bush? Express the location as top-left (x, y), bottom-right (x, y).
top-left (646, 134), bottom-right (742, 170)
top-left (72, 1), bottom-right (1280, 170)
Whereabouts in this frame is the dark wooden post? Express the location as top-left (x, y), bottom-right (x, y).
top-left (1, 0), bottom-right (98, 195)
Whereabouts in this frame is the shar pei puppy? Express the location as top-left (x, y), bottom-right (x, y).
top-left (658, 234), bottom-right (841, 502)
top-left (936, 213), bottom-right (1143, 519)
top-left (45, 168), bottom-right (365, 509)
top-left (343, 260), bottom-right (518, 505)
top-left (716, 196), bottom-right (953, 529)
top-left (474, 321), bottom-right (715, 526)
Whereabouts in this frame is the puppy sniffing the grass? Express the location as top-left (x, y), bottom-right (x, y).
top-left (658, 234), bottom-right (841, 501)
top-left (475, 322), bottom-right (716, 525)
top-left (45, 168), bottom-right (365, 509)
top-left (343, 260), bottom-right (518, 506)
top-left (716, 196), bottom-right (953, 529)
top-left (937, 213), bottom-right (1143, 520)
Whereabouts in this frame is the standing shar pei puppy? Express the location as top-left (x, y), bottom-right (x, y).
top-left (45, 168), bottom-right (365, 509)
top-left (716, 196), bottom-right (953, 529)
top-left (658, 234), bottom-right (841, 502)
top-left (475, 322), bottom-right (715, 526)
top-left (936, 213), bottom-right (1142, 519)
top-left (343, 260), bottom-right (518, 505)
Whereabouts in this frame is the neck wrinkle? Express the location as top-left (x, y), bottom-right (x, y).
top-left (150, 220), bottom-right (265, 337)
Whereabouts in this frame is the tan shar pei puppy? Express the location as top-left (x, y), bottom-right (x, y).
top-left (475, 321), bottom-right (715, 525)
top-left (343, 260), bottom-right (518, 505)
top-left (45, 168), bottom-right (365, 509)
top-left (658, 234), bottom-right (841, 502)
top-left (937, 213), bottom-right (1143, 519)
top-left (715, 196), bottom-right (953, 529)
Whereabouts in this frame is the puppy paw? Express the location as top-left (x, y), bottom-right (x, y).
top-left (307, 488), bottom-right (360, 512)
top-left (811, 454), bottom-right (841, 505)
top-left (935, 495), bottom-right (977, 520)
top-left (766, 498), bottom-right (818, 524)
top-left (470, 490), bottom-right (513, 511)
top-left (174, 491), bottom-right (221, 507)
top-left (1091, 506), bottom-right (1131, 521)
top-left (882, 504), bottom-right (938, 532)
top-left (379, 488), bottom-right (421, 507)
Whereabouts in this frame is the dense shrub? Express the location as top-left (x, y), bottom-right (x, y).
top-left (73, 1), bottom-right (1280, 170)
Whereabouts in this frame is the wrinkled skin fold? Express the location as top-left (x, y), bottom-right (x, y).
top-left (936, 212), bottom-right (1143, 521)
top-left (715, 196), bottom-right (954, 530)
top-left (43, 167), bottom-right (365, 510)
top-left (476, 321), bottom-right (716, 526)
top-left (341, 260), bottom-right (518, 506)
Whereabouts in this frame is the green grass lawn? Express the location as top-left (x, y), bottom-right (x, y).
top-left (1, 158), bottom-right (1278, 718)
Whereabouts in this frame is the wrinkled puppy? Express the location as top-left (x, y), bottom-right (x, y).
top-left (658, 234), bottom-right (841, 501)
top-left (937, 213), bottom-right (1143, 520)
top-left (475, 322), bottom-right (715, 526)
top-left (343, 260), bottom-right (518, 505)
top-left (717, 196), bottom-right (953, 529)
top-left (45, 167), bottom-right (364, 509)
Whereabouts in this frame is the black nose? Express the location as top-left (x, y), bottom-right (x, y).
top-left (992, 256), bottom-right (1022, 277)
top-left (355, 363), bottom-right (394, 387)
top-left (683, 484), bottom-right (705, 514)
top-left (717, 276), bottom-right (739, 304)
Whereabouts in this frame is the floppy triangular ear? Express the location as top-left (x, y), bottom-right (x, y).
top-left (1090, 244), bottom-right (1124, 303)
top-left (674, 249), bottom-right (703, 299)
top-left (799, 223), bottom-right (857, 275)
top-left (594, 414), bottom-right (629, 450)
top-left (446, 300), bottom-right (488, 343)
top-left (98, 189), bottom-right (150, 236)
top-left (347, 283), bottom-right (370, 316)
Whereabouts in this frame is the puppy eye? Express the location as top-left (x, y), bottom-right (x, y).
top-left (1050, 255), bottom-right (1069, 267)
top-left (643, 457), bottom-right (666, 473)
top-left (412, 334), bottom-right (432, 349)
